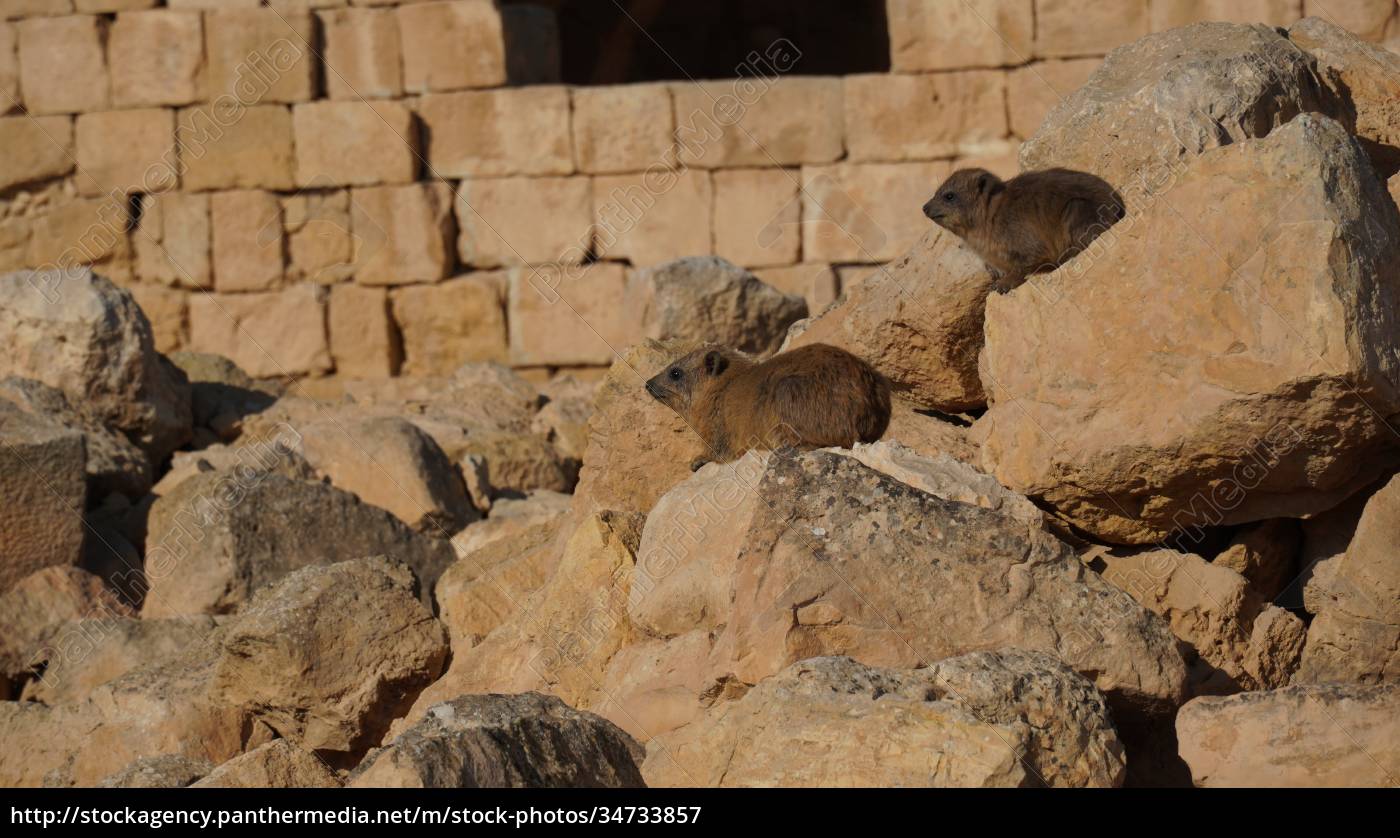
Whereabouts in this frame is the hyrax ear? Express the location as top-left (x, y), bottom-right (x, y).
top-left (704, 350), bottom-right (728, 376)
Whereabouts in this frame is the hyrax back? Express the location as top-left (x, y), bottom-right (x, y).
top-left (644, 343), bottom-right (891, 466)
top-left (922, 167), bottom-right (1125, 291)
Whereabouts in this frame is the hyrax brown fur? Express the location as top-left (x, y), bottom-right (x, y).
top-left (645, 343), bottom-right (891, 469)
top-left (922, 167), bottom-right (1125, 292)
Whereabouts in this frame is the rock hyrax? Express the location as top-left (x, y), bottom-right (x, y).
top-left (922, 167), bottom-right (1125, 291)
top-left (645, 343), bottom-right (891, 469)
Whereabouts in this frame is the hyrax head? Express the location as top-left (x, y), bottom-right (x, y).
top-left (922, 168), bottom-right (1003, 235)
top-left (645, 348), bottom-right (735, 413)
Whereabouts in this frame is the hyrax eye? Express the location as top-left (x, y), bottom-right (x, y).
top-left (942, 192), bottom-right (956, 202)
top-left (668, 368), bottom-right (682, 380)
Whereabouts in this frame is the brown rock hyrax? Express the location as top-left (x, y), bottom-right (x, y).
top-left (922, 167), bottom-right (1125, 291)
top-left (645, 343), bottom-right (891, 469)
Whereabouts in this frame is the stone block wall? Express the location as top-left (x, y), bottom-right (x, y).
top-left (1, 0), bottom-right (1394, 379)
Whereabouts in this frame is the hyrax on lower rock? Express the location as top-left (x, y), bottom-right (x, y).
top-left (645, 343), bottom-right (891, 470)
top-left (922, 167), bottom-right (1125, 292)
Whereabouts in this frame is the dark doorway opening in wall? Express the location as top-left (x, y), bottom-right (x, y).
top-left (501, 0), bottom-right (891, 85)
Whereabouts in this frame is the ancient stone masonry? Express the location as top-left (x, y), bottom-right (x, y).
top-left (7, 1), bottom-right (1389, 380)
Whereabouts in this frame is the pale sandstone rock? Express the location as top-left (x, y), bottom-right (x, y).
top-left (188, 284), bottom-right (331, 378)
top-left (619, 452), bottom-right (1186, 737)
top-left (22, 615), bottom-right (216, 706)
top-left (0, 566), bottom-right (129, 692)
top-left (283, 189), bottom-right (354, 284)
top-left (626, 256), bottom-right (807, 358)
top-left (671, 77), bottom-right (843, 168)
top-left (530, 376), bottom-right (595, 461)
top-left (294, 100), bottom-right (418, 187)
top-left (176, 104), bottom-right (296, 192)
top-left (295, 414), bottom-right (477, 535)
top-left (0, 23), bottom-right (16, 114)
top-left (845, 71), bottom-right (1006, 162)
top-left (1177, 683), bottom-right (1400, 786)
top-left (448, 491), bottom-right (571, 560)
top-left (455, 430), bottom-right (576, 497)
top-left (571, 84), bottom-right (673, 174)
top-left (1021, 22), bottom-right (1333, 195)
top-left (1295, 472), bottom-right (1400, 684)
top-left (1007, 58), bottom-right (1102, 140)
top-left (982, 116), bottom-right (1400, 544)
top-left (752, 263), bottom-right (839, 315)
top-left (123, 284), bottom-right (186, 354)
top-left (350, 693), bottom-right (644, 788)
top-left (0, 114), bottom-right (72, 191)
top-left (1034, 0), bottom-right (1149, 58)
top-left (193, 740), bottom-right (340, 788)
top-left (350, 181), bottom-right (454, 284)
top-left (507, 263), bottom-right (632, 367)
top-left (109, 10), bottom-right (204, 107)
top-left (391, 273), bottom-right (507, 375)
top-left (203, 8), bottom-right (315, 104)
top-left (1289, 15), bottom-right (1400, 178)
top-left (1151, 0), bottom-right (1303, 30)
top-left (712, 168), bottom-right (799, 269)
top-left (140, 470), bottom-right (456, 618)
top-left (167, 349), bottom-right (276, 437)
top-left (591, 168), bottom-right (712, 268)
top-left (1213, 518), bottom-right (1300, 603)
top-left (569, 339), bottom-right (708, 520)
top-left (880, 400), bottom-right (980, 465)
top-left (212, 557), bottom-right (447, 758)
top-left (397, 0), bottom-right (506, 92)
top-left (98, 754), bottom-right (210, 789)
top-left (0, 376), bottom-right (151, 499)
top-left (319, 7), bottom-right (401, 100)
top-left (0, 269), bottom-right (191, 461)
top-left (644, 652), bottom-right (1125, 788)
top-left (23, 195), bottom-right (133, 282)
top-left (784, 228), bottom-right (992, 412)
top-left (16, 14), bottom-right (107, 114)
top-left (417, 87), bottom-right (573, 177)
top-left (211, 190), bottom-right (282, 292)
top-left (457, 175), bottom-right (590, 267)
top-left (328, 284), bottom-right (400, 377)
top-left (0, 0), bottom-right (74, 15)
top-left (1312, 0), bottom-right (1400, 51)
top-left (134, 191), bottom-right (211, 290)
top-left (439, 519), bottom-right (563, 650)
top-left (1243, 605), bottom-right (1307, 690)
top-left (799, 161), bottom-right (951, 262)
top-left (886, 0), bottom-right (1033, 71)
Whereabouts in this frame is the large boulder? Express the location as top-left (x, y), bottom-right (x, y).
top-left (140, 470), bottom-right (456, 618)
top-left (0, 567), bottom-right (134, 696)
top-left (167, 351), bottom-right (277, 441)
top-left (210, 558), bottom-right (449, 760)
top-left (614, 451), bottom-right (1186, 735)
top-left (192, 740), bottom-right (341, 788)
top-left (1295, 472), bottom-right (1400, 684)
top-left (22, 615), bottom-right (218, 706)
top-left (97, 754), bottom-right (212, 789)
top-left (0, 269), bottom-right (191, 461)
top-left (296, 414), bottom-right (478, 536)
top-left (0, 402), bottom-right (86, 595)
top-left (980, 115), bottom-right (1400, 543)
top-left (1020, 22), bottom-right (1335, 197)
top-left (437, 520), bottom-right (564, 651)
top-left (1176, 683), bottom-right (1400, 787)
top-left (643, 652), bottom-right (1125, 788)
top-left (783, 229), bottom-right (994, 412)
top-left (350, 693), bottom-right (644, 788)
top-left (627, 256), bottom-right (807, 358)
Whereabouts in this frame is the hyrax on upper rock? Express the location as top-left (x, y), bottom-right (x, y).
top-left (645, 343), bottom-right (891, 470)
top-left (923, 167), bottom-right (1126, 292)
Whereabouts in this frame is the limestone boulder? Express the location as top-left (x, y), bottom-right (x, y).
top-left (627, 256), bottom-right (807, 358)
top-left (615, 451), bottom-right (1186, 737)
top-left (1295, 472), bottom-right (1400, 684)
top-left (296, 414), bottom-right (478, 536)
top-left (0, 567), bottom-right (134, 696)
top-left (210, 558), bottom-right (449, 760)
top-left (1212, 518), bottom-right (1300, 603)
top-left (23, 615), bottom-right (218, 706)
top-left (192, 740), bottom-right (341, 788)
top-left (643, 652), bottom-right (1125, 788)
top-left (0, 269), bottom-right (191, 461)
top-left (167, 351), bottom-right (277, 440)
top-left (570, 340), bottom-right (708, 520)
top-left (349, 693), bottom-right (644, 788)
top-left (449, 490), bottom-right (571, 559)
top-left (1177, 683), bottom-right (1400, 787)
top-left (456, 431), bottom-right (577, 497)
top-left (531, 375), bottom-right (596, 461)
top-left (879, 399), bottom-right (980, 465)
top-left (438, 520), bottom-right (564, 651)
top-left (981, 115), bottom-right (1400, 544)
top-left (0, 404), bottom-right (86, 595)
top-left (98, 754), bottom-right (212, 789)
top-left (782, 228), bottom-right (994, 413)
top-left (1020, 22), bottom-right (1334, 197)
top-left (140, 471), bottom-right (456, 618)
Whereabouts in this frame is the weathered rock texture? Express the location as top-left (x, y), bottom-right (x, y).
top-left (981, 115), bottom-right (1400, 543)
top-left (1177, 683), bottom-right (1400, 787)
top-left (350, 693), bottom-right (644, 788)
top-left (0, 567), bottom-right (135, 695)
top-left (192, 740), bottom-right (342, 789)
top-left (0, 403), bottom-right (86, 594)
top-left (644, 652), bottom-right (1125, 788)
top-left (98, 754), bottom-right (212, 789)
